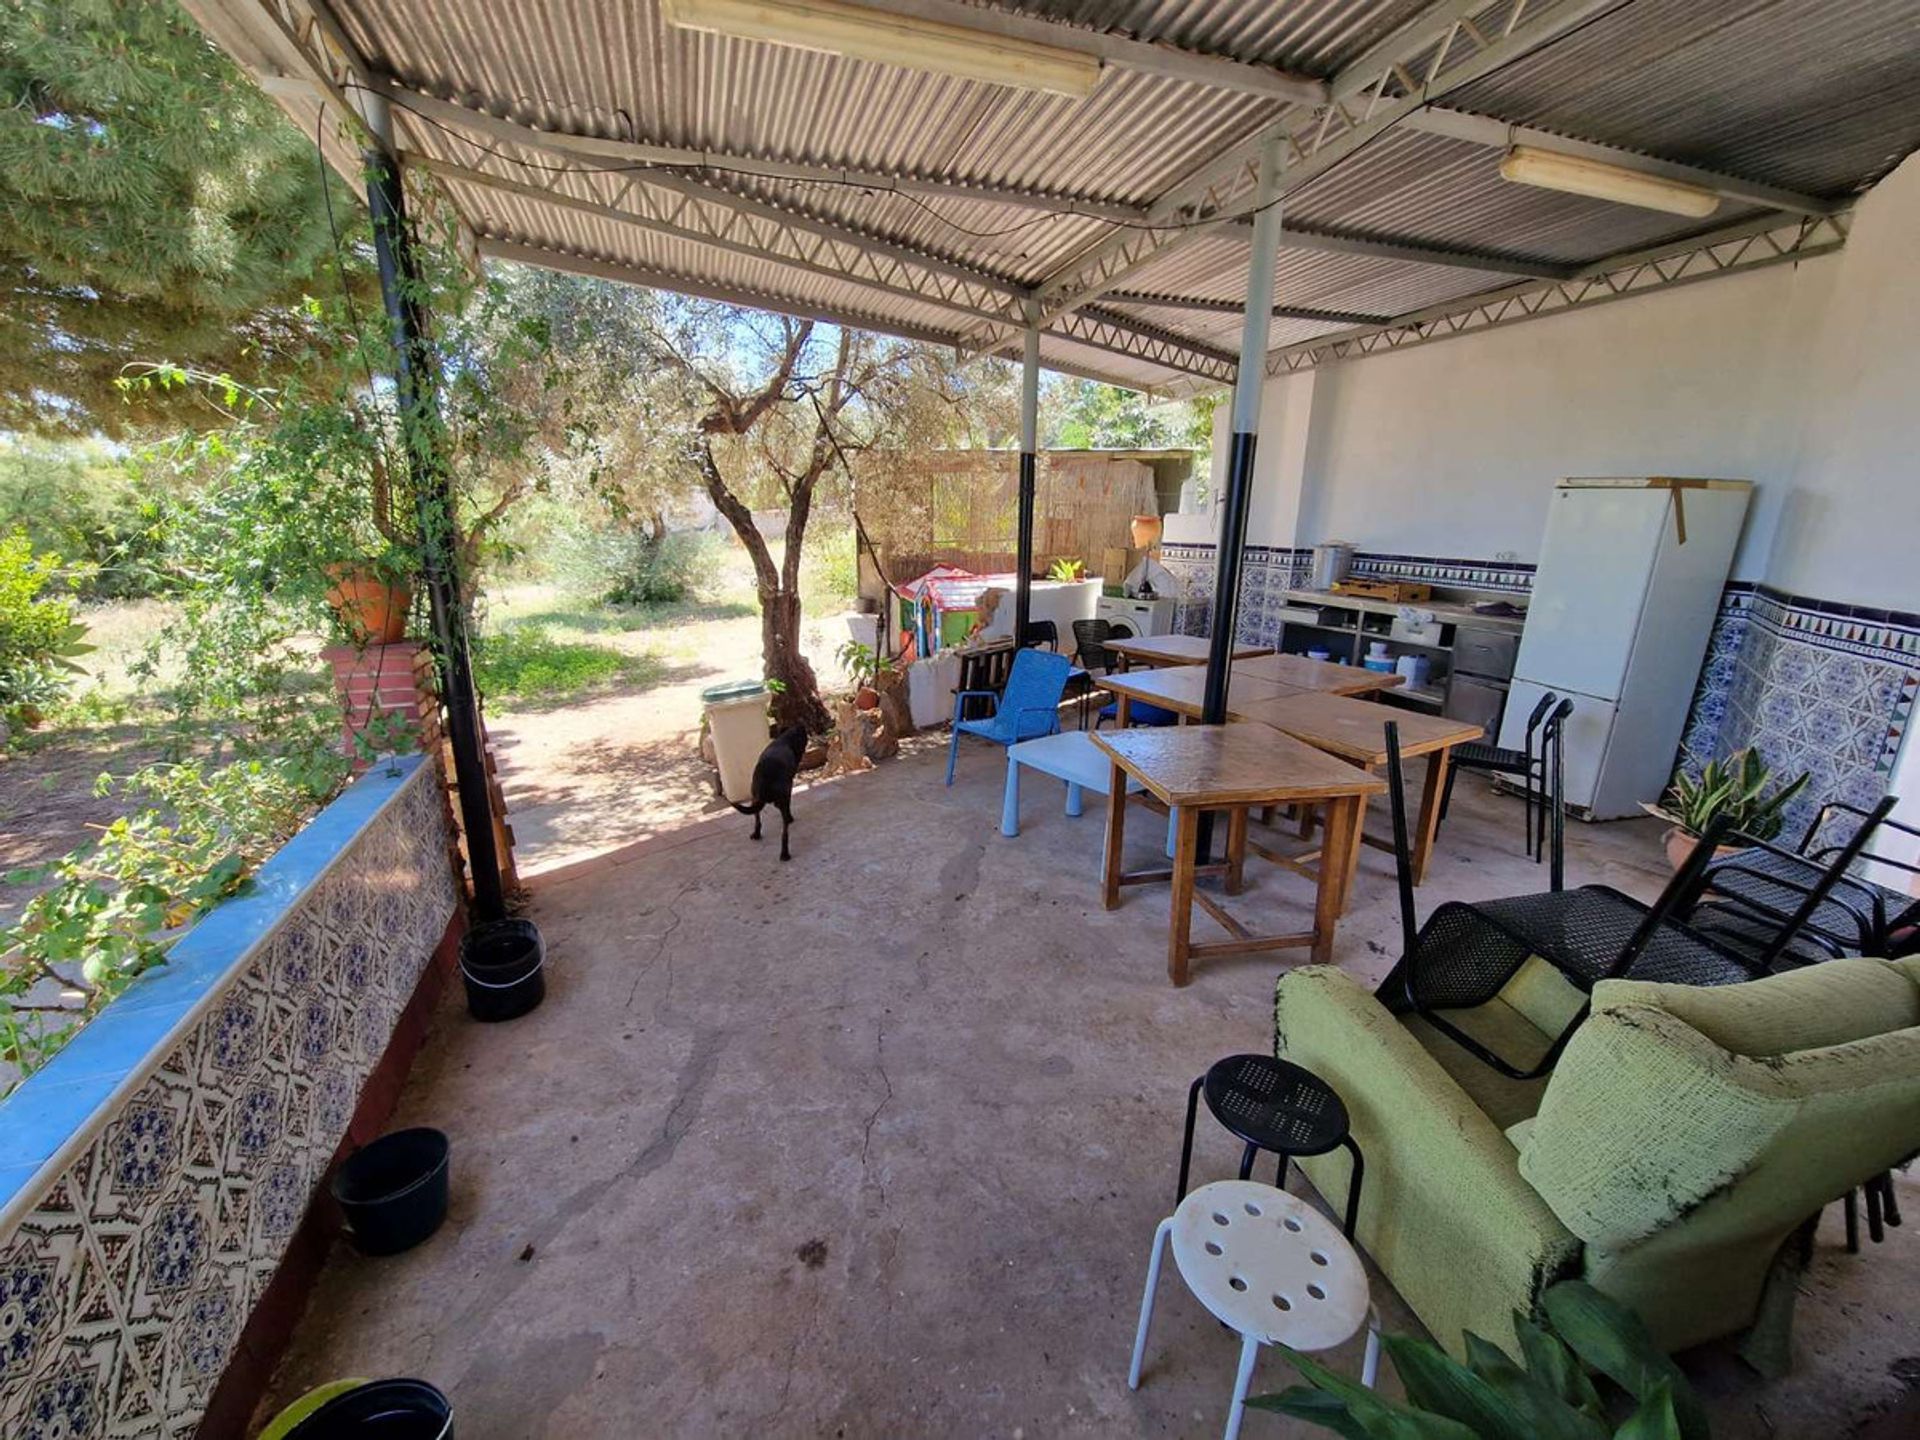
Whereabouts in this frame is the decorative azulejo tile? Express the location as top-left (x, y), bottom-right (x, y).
top-left (1674, 583), bottom-right (1919, 838)
top-left (0, 758), bottom-right (457, 1440)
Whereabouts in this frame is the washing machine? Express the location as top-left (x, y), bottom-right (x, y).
top-left (1095, 594), bottom-right (1177, 640)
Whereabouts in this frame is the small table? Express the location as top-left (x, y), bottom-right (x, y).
top-left (1235, 692), bottom-right (1485, 888)
top-left (1232, 652), bottom-right (1406, 697)
top-left (1002, 731), bottom-right (1144, 838)
top-left (1107, 633), bottom-right (1272, 670)
top-left (1129, 1179), bottom-right (1380, 1440)
top-left (1096, 666), bottom-right (1302, 727)
top-left (1092, 725), bottom-right (1385, 984)
top-left (1175, 1054), bottom-right (1365, 1239)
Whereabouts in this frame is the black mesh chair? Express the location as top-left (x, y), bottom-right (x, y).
top-left (1681, 802), bottom-right (1904, 971)
top-left (1375, 722), bottom-right (1860, 1081)
top-left (1688, 798), bottom-right (1913, 960)
top-left (1071, 618), bottom-right (1115, 673)
top-left (1439, 693), bottom-right (1569, 861)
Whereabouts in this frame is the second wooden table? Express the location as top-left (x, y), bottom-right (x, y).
top-left (1093, 725), bottom-right (1385, 985)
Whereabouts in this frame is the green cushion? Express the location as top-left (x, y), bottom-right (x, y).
top-left (1403, 1001), bottom-right (1552, 1132)
top-left (1597, 957), bottom-right (1920, 1057)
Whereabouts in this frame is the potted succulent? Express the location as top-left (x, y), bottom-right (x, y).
top-left (1645, 747), bottom-right (1811, 871)
top-left (1047, 556), bottom-right (1087, 582)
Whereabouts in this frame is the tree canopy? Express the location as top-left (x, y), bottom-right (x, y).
top-left (0, 0), bottom-right (355, 435)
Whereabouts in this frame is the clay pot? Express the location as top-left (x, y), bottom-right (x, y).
top-left (1130, 513), bottom-right (1163, 549)
top-left (1662, 826), bottom-right (1741, 872)
top-left (855, 686), bottom-right (880, 711)
top-left (323, 564), bottom-right (412, 646)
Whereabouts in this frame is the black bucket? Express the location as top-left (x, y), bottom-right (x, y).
top-left (285, 1378), bottom-right (453, 1439)
top-left (330, 1128), bottom-right (451, 1256)
top-left (460, 917), bottom-right (545, 1022)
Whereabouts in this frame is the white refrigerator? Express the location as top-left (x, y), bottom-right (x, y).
top-left (1499, 478), bottom-right (1751, 820)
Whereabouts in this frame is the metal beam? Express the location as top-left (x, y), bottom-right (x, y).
top-left (1268, 224), bottom-right (1576, 281)
top-left (1403, 107), bottom-right (1836, 217)
top-left (1016, 314), bottom-right (1040, 643)
top-left (478, 237), bottom-right (965, 348)
top-left (1264, 211), bottom-right (1851, 373)
top-left (816, 0), bottom-right (1325, 105)
top-left (1031, 0), bottom-right (1627, 325)
top-left (375, 80), bottom-right (1152, 223)
top-left (428, 155), bottom-right (1239, 384)
top-left (416, 155), bottom-right (1028, 330)
top-left (1108, 293), bottom-right (1394, 327)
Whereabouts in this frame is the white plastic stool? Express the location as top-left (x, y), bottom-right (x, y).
top-left (1128, 1179), bottom-right (1380, 1440)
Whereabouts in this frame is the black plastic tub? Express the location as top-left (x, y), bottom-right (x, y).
top-left (459, 917), bottom-right (545, 1022)
top-left (330, 1128), bottom-right (451, 1256)
top-left (285, 1378), bottom-right (452, 1439)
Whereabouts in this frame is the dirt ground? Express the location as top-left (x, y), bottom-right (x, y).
top-left (481, 588), bottom-right (858, 878)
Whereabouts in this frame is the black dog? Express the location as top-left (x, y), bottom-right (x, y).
top-left (731, 726), bottom-right (808, 860)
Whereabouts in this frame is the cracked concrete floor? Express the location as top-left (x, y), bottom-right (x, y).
top-left (259, 741), bottom-right (1918, 1438)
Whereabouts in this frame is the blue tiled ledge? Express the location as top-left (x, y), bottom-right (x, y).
top-left (0, 755), bottom-right (426, 1225)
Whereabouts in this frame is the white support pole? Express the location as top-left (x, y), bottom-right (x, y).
top-left (1202, 136), bottom-right (1285, 725)
top-left (1016, 308), bottom-right (1041, 645)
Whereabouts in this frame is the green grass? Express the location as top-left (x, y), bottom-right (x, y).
top-left (470, 624), bottom-right (665, 707)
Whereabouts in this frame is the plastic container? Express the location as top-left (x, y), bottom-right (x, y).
top-left (1309, 541), bottom-right (1354, 590)
top-left (460, 917), bottom-right (545, 1022)
top-left (281, 1378), bottom-right (452, 1439)
top-left (1305, 648), bottom-right (1331, 662)
top-left (331, 1129), bottom-right (451, 1256)
top-left (702, 679), bottom-right (769, 804)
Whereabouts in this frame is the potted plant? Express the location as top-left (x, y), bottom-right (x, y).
top-left (1047, 557), bottom-right (1087, 583)
top-left (1645, 747), bottom-right (1811, 871)
top-left (322, 549), bottom-right (413, 646)
top-left (834, 639), bottom-right (891, 711)
top-left (1253, 1279), bottom-right (1710, 1439)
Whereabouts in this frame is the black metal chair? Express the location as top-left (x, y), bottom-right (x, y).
top-left (1021, 620), bottom-right (1060, 651)
top-left (1070, 618), bottom-right (1115, 674)
top-left (1439, 692), bottom-right (1568, 861)
top-left (1376, 719), bottom-right (1868, 1080)
top-left (1688, 798), bottom-right (1914, 960)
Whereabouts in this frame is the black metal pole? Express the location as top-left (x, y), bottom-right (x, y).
top-left (362, 123), bottom-right (507, 924)
top-left (1200, 429), bottom-right (1257, 724)
top-left (1015, 318), bottom-right (1040, 646)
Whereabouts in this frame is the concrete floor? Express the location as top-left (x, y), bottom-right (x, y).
top-left (259, 740), bottom-right (1918, 1438)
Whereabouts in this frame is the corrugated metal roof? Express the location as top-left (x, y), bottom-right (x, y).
top-left (191, 0), bottom-right (1920, 391)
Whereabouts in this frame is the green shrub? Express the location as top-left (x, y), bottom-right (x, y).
top-left (0, 530), bottom-right (93, 725)
top-left (601, 530), bottom-right (720, 605)
top-left (471, 624), bottom-right (660, 705)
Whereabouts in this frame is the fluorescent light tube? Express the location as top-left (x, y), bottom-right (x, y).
top-left (1499, 146), bottom-right (1720, 219)
top-left (662, 0), bottom-right (1103, 99)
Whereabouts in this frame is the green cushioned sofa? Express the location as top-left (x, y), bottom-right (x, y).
top-left (1272, 956), bottom-right (1920, 1366)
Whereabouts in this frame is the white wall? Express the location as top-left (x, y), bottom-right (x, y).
top-left (1763, 160), bottom-right (1920, 608)
top-left (1242, 151), bottom-right (1920, 607)
top-left (1178, 367), bottom-right (1318, 549)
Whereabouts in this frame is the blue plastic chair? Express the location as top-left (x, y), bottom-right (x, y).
top-left (946, 649), bottom-right (1074, 786)
top-left (1095, 699), bottom-right (1180, 729)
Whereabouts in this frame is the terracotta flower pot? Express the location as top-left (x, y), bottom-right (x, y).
top-left (323, 564), bottom-right (412, 646)
top-left (1662, 826), bottom-right (1741, 872)
top-left (1130, 513), bottom-right (1163, 549)
top-left (855, 686), bottom-right (880, 711)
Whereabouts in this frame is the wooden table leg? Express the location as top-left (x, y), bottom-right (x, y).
top-left (1102, 760), bottom-right (1128, 909)
top-left (1115, 693), bottom-right (1132, 728)
top-left (1168, 805), bottom-right (1200, 986)
top-left (1331, 788), bottom-right (1368, 916)
top-left (1312, 796), bottom-right (1358, 965)
top-left (1225, 807), bottom-right (1248, 895)
top-left (1411, 748), bottom-right (1451, 885)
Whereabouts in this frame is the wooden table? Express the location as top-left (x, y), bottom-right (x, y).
top-left (1096, 666), bottom-right (1301, 725)
top-left (1232, 652), bottom-right (1406, 697)
top-left (1106, 633), bottom-right (1272, 669)
top-left (1092, 725), bottom-right (1385, 985)
top-left (1233, 691), bottom-right (1485, 888)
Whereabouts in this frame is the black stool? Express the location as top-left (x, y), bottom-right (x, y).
top-left (1176, 1054), bottom-right (1365, 1240)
